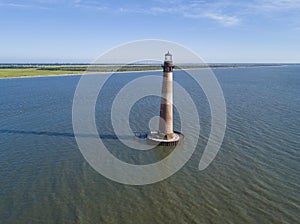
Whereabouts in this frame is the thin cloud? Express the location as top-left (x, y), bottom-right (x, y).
top-left (73, 0), bottom-right (108, 10)
top-left (118, 2), bottom-right (241, 27)
top-left (0, 2), bottom-right (48, 9)
top-left (259, 0), bottom-right (300, 10)
top-left (202, 13), bottom-right (240, 26)
top-left (3, 0), bottom-right (297, 28)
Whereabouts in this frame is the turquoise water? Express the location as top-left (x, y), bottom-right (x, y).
top-left (0, 66), bottom-right (299, 223)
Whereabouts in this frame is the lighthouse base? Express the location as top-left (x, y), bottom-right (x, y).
top-left (147, 131), bottom-right (184, 146)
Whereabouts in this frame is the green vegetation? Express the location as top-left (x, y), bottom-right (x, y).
top-left (0, 68), bottom-right (83, 78)
top-left (0, 65), bottom-right (164, 78)
top-left (0, 63), bottom-right (284, 78)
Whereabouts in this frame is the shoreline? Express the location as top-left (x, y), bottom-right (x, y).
top-left (0, 64), bottom-right (289, 80)
top-left (0, 69), bottom-right (163, 80)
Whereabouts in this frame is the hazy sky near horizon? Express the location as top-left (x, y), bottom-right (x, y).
top-left (1, 0), bottom-right (300, 63)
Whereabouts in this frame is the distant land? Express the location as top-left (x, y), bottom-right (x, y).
top-left (0, 63), bottom-right (297, 78)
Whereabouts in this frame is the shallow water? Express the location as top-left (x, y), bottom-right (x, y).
top-left (0, 66), bottom-right (299, 223)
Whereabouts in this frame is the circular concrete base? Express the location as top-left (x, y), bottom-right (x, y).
top-left (147, 131), bottom-right (184, 146)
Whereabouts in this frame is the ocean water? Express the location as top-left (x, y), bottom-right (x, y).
top-left (0, 65), bottom-right (299, 223)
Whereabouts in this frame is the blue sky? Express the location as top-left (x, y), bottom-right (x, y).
top-left (0, 0), bottom-right (300, 63)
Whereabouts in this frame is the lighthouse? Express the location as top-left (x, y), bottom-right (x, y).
top-left (159, 51), bottom-right (174, 139)
top-left (147, 52), bottom-right (183, 146)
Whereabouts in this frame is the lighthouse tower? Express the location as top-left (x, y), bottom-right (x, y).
top-left (159, 51), bottom-right (174, 139)
top-left (147, 52), bottom-right (183, 146)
